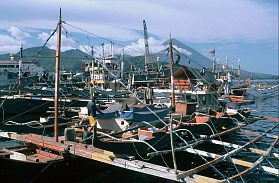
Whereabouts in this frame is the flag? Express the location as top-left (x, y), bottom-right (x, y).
top-left (209, 49), bottom-right (215, 56)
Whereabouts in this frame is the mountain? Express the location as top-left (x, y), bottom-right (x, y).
top-left (161, 38), bottom-right (277, 80)
top-left (0, 47), bottom-right (89, 72)
top-left (162, 38), bottom-right (212, 68)
top-left (0, 42), bottom-right (277, 80)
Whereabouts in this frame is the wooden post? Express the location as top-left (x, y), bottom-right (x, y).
top-left (54, 8), bottom-right (62, 142)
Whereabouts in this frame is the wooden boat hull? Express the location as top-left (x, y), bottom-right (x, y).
top-left (93, 130), bottom-right (177, 157)
top-left (0, 96), bottom-right (87, 116)
top-left (0, 117), bottom-right (75, 134)
top-left (178, 115), bottom-right (236, 136)
top-left (130, 105), bottom-right (170, 122)
top-left (0, 156), bottom-right (109, 183)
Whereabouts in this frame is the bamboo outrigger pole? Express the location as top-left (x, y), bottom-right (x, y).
top-left (54, 8), bottom-right (62, 142)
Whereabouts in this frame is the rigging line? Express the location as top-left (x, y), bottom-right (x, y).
top-left (30, 26), bottom-right (58, 63)
top-left (0, 81), bottom-right (19, 123)
top-left (90, 42), bottom-right (249, 179)
top-left (61, 25), bottom-right (141, 69)
top-left (93, 56), bottom-right (167, 125)
top-left (29, 151), bottom-right (63, 183)
top-left (179, 53), bottom-right (208, 69)
top-left (248, 90), bottom-right (278, 109)
top-left (156, 127), bottom-right (230, 181)
top-left (235, 109), bottom-right (279, 161)
top-left (179, 69), bottom-right (249, 182)
top-left (2, 100), bottom-right (53, 122)
top-left (182, 67), bottom-right (278, 172)
top-left (63, 21), bottom-right (146, 55)
top-left (18, 25), bottom-right (58, 81)
top-left (88, 54), bottom-right (194, 156)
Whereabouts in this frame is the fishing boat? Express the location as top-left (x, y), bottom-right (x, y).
top-left (225, 107), bottom-right (266, 123)
top-left (175, 111), bottom-right (237, 137)
top-left (121, 103), bottom-right (170, 123)
top-left (0, 95), bottom-right (89, 134)
top-left (0, 12), bottom-right (77, 183)
top-left (0, 143), bottom-right (66, 182)
top-left (0, 136), bottom-right (109, 183)
top-left (78, 126), bottom-right (182, 158)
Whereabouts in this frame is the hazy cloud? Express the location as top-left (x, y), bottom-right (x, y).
top-left (7, 26), bottom-right (31, 42)
top-left (37, 32), bottom-right (76, 51)
top-left (0, 34), bottom-right (21, 53)
top-left (0, 26), bottom-right (31, 53)
top-left (0, 0), bottom-right (277, 43)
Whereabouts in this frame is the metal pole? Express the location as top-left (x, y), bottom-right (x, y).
top-left (54, 8), bottom-right (62, 142)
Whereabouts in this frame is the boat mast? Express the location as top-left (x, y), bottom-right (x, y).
top-left (169, 36), bottom-right (177, 173)
top-left (18, 44), bottom-right (23, 95)
top-left (237, 59), bottom-right (241, 87)
top-left (169, 37), bottom-right (175, 109)
top-left (54, 8), bottom-right (62, 142)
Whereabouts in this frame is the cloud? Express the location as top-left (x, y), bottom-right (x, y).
top-left (78, 37), bottom-right (166, 57)
top-left (124, 37), bottom-right (166, 56)
top-left (0, 0), bottom-right (277, 43)
top-left (0, 26), bottom-right (31, 53)
top-left (0, 34), bottom-right (21, 53)
top-left (173, 45), bottom-right (192, 56)
top-left (37, 32), bottom-right (76, 51)
top-left (7, 26), bottom-right (31, 42)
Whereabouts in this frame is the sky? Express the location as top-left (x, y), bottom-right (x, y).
top-left (0, 0), bottom-right (278, 75)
